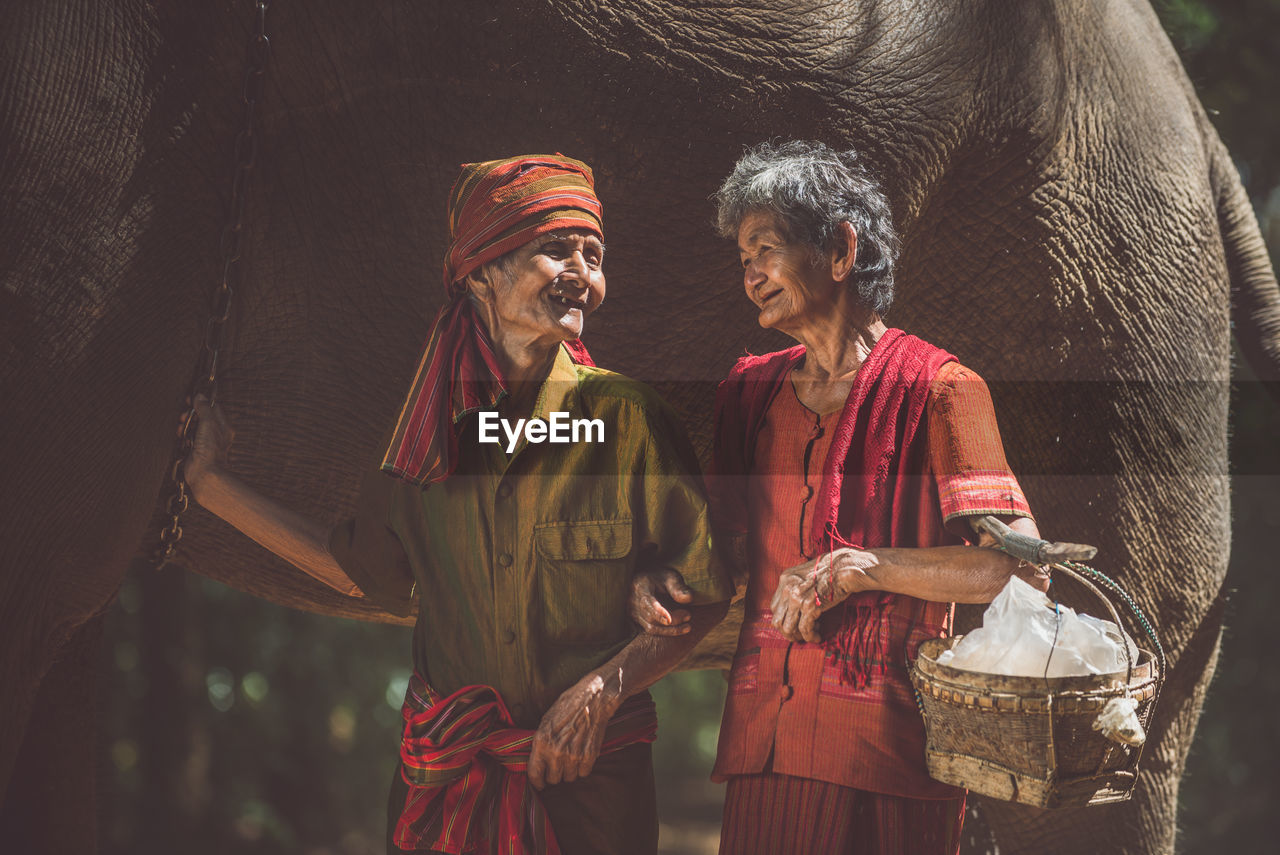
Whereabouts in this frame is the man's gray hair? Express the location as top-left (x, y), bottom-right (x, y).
top-left (714, 140), bottom-right (899, 315)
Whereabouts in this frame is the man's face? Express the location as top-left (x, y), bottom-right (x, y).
top-left (479, 228), bottom-right (606, 345)
top-left (737, 210), bottom-right (838, 334)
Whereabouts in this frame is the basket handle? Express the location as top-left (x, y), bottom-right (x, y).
top-left (974, 515), bottom-right (1161, 690)
top-left (1057, 560), bottom-right (1168, 726)
top-left (1047, 561), bottom-right (1134, 687)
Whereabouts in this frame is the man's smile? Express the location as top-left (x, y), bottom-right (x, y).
top-left (548, 292), bottom-right (588, 311)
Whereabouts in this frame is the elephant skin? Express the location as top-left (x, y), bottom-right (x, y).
top-left (2, 1), bottom-right (1277, 852)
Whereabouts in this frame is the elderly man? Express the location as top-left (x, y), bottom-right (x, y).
top-left (184, 154), bottom-right (732, 855)
top-left (632, 141), bottom-right (1049, 855)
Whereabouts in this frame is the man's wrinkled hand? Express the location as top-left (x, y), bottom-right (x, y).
top-left (526, 670), bottom-right (620, 790)
top-left (628, 567), bottom-right (693, 636)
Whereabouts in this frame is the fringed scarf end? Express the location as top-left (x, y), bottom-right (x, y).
top-left (824, 594), bottom-right (893, 688)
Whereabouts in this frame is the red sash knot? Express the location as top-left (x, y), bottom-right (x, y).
top-left (394, 673), bottom-right (657, 854)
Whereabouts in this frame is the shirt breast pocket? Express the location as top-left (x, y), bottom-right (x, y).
top-left (534, 519), bottom-right (634, 646)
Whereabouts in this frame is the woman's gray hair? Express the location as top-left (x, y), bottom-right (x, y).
top-left (714, 140), bottom-right (899, 315)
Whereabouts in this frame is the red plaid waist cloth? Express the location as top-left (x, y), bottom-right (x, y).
top-left (394, 672), bottom-right (657, 854)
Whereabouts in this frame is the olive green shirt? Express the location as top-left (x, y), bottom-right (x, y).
top-left (330, 344), bottom-right (731, 727)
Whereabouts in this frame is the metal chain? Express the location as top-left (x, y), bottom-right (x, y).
top-left (155, 1), bottom-right (271, 569)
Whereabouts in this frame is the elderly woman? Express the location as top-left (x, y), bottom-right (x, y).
top-left (635, 141), bottom-right (1046, 854)
top-left (184, 154), bottom-right (732, 855)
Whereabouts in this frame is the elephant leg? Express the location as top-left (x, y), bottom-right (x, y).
top-left (0, 614), bottom-right (105, 855)
top-left (969, 591), bottom-right (1227, 855)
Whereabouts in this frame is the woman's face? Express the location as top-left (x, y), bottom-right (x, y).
top-left (477, 228), bottom-right (606, 346)
top-left (736, 210), bottom-right (841, 336)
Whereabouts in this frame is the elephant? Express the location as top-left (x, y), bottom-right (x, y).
top-left (2, 0), bottom-right (1277, 851)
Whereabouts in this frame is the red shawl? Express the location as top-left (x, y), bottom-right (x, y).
top-left (711, 328), bottom-right (959, 683)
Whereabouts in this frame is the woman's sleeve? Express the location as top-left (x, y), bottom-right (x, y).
top-left (927, 362), bottom-right (1034, 542)
top-left (328, 464), bottom-right (416, 617)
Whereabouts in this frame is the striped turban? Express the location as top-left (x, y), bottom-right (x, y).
top-left (443, 154), bottom-right (604, 292)
top-left (381, 155), bottom-right (600, 487)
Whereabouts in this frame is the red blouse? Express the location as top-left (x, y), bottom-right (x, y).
top-left (712, 360), bottom-right (1033, 797)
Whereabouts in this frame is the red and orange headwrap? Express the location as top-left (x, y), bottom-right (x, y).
top-left (442, 154), bottom-right (604, 293)
top-left (381, 155), bottom-right (600, 487)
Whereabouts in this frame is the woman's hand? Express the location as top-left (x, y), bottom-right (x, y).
top-left (770, 548), bottom-right (876, 643)
top-left (183, 394), bottom-right (234, 498)
top-left (628, 567), bottom-right (694, 636)
top-left (526, 668), bottom-right (621, 789)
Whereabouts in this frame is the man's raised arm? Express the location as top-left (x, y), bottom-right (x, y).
top-left (184, 395), bottom-right (363, 597)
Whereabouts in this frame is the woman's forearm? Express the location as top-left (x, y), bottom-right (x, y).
top-left (527, 597), bottom-right (730, 788)
top-left (772, 518), bottom-right (1050, 641)
top-left (848, 515), bottom-right (1046, 603)
top-left (189, 466), bottom-right (363, 597)
top-left (597, 599), bottom-right (730, 705)
top-left (844, 545), bottom-right (1045, 604)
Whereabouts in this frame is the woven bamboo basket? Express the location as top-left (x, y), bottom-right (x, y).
top-left (909, 562), bottom-right (1165, 809)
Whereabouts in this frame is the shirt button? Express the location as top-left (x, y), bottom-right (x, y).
top-left (497, 483), bottom-right (512, 499)
top-left (502, 629), bottom-right (516, 644)
top-left (779, 685), bottom-right (794, 701)
top-left (498, 553), bottom-right (513, 567)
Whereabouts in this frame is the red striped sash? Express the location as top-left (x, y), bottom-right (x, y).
top-left (394, 673), bottom-right (657, 854)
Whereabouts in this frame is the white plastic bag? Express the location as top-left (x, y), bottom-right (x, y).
top-left (1093, 696), bottom-right (1146, 746)
top-left (936, 576), bottom-right (1138, 677)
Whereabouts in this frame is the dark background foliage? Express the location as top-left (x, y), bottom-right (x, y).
top-left (1160, 0), bottom-right (1280, 850)
top-left (100, 3), bottom-right (1279, 852)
